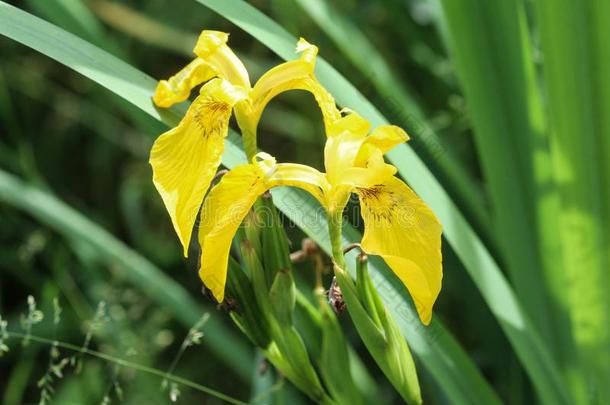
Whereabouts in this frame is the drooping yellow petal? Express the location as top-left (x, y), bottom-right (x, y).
top-left (193, 30), bottom-right (250, 89)
top-left (150, 79), bottom-right (247, 256)
top-left (250, 38), bottom-right (318, 103)
top-left (198, 152), bottom-right (327, 301)
top-left (153, 58), bottom-right (216, 108)
top-left (244, 38), bottom-right (341, 133)
top-left (198, 162), bottom-right (269, 302)
top-left (153, 30), bottom-right (250, 108)
top-left (356, 177), bottom-right (442, 324)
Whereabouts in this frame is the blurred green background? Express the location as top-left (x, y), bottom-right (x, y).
top-left (1, 0), bottom-right (608, 404)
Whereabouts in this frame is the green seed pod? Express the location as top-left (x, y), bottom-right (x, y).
top-left (225, 257), bottom-right (271, 348)
top-left (269, 268), bottom-right (296, 326)
top-left (335, 258), bottom-right (422, 405)
top-left (259, 194), bottom-right (293, 286)
top-left (239, 226), bottom-right (329, 403)
top-left (319, 301), bottom-right (365, 405)
top-left (242, 207), bottom-right (263, 258)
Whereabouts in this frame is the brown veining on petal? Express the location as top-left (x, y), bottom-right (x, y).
top-left (357, 183), bottom-right (418, 228)
top-left (192, 97), bottom-right (231, 138)
top-left (357, 184), bottom-right (399, 222)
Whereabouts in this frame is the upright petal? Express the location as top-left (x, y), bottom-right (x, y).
top-left (250, 38), bottom-right (318, 103)
top-left (150, 79), bottom-right (247, 256)
top-left (193, 30), bottom-right (250, 89)
top-left (339, 148), bottom-right (397, 189)
top-left (356, 177), bottom-right (442, 324)
top-left (355, 125), bottom-right (409, 166)
top-left (323, 113), bottom-right (371, 184)
top-left (293, 77), bottom-right (342, 132)
top-left (327, 111), bottom-right (371, 138)
top-left (366, 125), bottom-right (409, 153)
top-left (153, 58), bottom-right (216, 107)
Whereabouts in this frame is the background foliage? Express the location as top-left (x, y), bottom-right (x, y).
top-left (0, 0), bottom-right (608, 404)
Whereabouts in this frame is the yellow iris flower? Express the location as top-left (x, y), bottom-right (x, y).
top-left (198, 111), bottom-right (443, 324)
top-left (150, 31), bottom-right (340, 256)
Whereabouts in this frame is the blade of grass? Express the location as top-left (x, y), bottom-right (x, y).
top-left (24, 0), bottom-right (119, 54)
top-left (190, 1), bottom-right (569, 403)
top-left (534, 0), bottom-right (610, 402)
top-left (439, 0), bottom-right (551, 346)
top-left (436, 2), bottom-right (577, 403)
top-left (89, 0), bottom-right (196, 55)
top-left (3, 63), bottom-right (149, 158)
top-left (0, 169), bottom-right (253, 381)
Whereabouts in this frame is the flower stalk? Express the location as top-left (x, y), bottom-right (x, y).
top-left (328, 210), bottom-right (347, 270)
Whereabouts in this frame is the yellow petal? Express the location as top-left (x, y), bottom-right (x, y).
top-left (323, 113), bottom-right (371, 184)
top-left (150, 79), bottom-right (247, 256)
top-left (327, 111), bottom-right (371, 138)
top-left (323, 115), bottom-right (403, 188)
top-left (293, 77), bottom-right (342, 132)
top-left (198, 162), bottom-right (269, 302)
top-left (268, 162), bottom-right (328, 205)
top-left (193, 30), bottom-right (250, 89)
top-left (355, 125), bottom-right (409, 165)
top-left (338, 148), bottom-right (397, 188)
top-left (153, 58), bottom-right (215, 108)
top-left (295, 37), bottom-right (318, 63)
top-left (198, 152), bottom-right (330, 301)
top-left (152, 31), bottom-right (250, 109)
top-left (367, 125), bottom-right (409, 152)
top-left (246, 39), bottom-right (340, 133)
top-left (356, 177), bottom-right (442, 324)
top-left (254, 152), bottom-right (328, 207)
top-left (250, 38), bottom-right (318, 103)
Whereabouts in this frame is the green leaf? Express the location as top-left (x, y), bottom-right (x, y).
top-left (437, 1), bottom-right (572, 403)
top-left (534, 0), bottom-right (610, 402)
top-left (268, 269), bottom-right (296, 326)
top-left (319, 304), bottom-right (364, 405)
top-left (226, 258), bottom-right (272, 348)
top-left (258, 196), bottom-right (292, 286)
top-left (439, 0), bottom-right (552, 335)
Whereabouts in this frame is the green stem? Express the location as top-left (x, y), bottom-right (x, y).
top-left (327, 211), bottom-right (346, 269)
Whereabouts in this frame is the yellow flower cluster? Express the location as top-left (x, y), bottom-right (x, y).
top-left (150, 31), bottom-right (442, 324)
